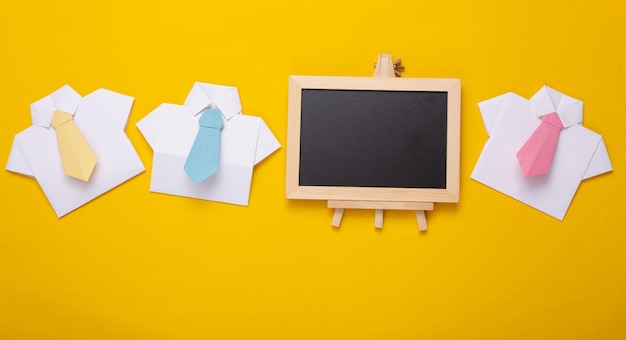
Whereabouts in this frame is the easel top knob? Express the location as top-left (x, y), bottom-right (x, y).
top-left (373, 53), bottom-right (404, 78)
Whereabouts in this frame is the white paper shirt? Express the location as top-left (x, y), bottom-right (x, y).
top-left (6, 85), bottom-right (145, 217)
top-left (471, 87), bottom-right (612, 220)
top-left (136, 82), bottom-right (280, 206)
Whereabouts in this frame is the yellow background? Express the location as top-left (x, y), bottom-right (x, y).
top-left (1, 0), bottom-right (625, 338)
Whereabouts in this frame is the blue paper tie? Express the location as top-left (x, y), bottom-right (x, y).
top-left (184, 108), bottom-right (223, 184)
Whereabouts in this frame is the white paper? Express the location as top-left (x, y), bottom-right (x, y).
top-left (471, 87), bottom-right (612, 220)
top-left (183, 82), bottom-right (243, 120)
top-left (137, 82), bottom-right (280, 206)
top-left (6, 86), bottom-right (145, 217)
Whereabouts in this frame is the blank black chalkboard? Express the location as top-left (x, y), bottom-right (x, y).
top-left (299, 89), bottom-right (448, 189)
top-left (286, 76), bottom-right (460, 203)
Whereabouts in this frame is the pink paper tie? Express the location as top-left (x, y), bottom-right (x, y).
top-left (516, 112), bottom-right (564, 176)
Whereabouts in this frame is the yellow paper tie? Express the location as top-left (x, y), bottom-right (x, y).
top-left (50, 110), bottom-right (97, 181)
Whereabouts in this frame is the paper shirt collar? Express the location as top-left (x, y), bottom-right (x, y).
top-left (30, 85), bottom-right (82, 128)
top-left (183, 82), bottom-right (242, 120)
top-left (530, 86), bottom-right (583, 128)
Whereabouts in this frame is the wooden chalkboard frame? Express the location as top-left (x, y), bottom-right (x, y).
top-left (286, 75), bottom-right (461, 204)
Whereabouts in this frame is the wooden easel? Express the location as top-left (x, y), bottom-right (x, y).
top-left (328, 53), bottom-right (433, 231)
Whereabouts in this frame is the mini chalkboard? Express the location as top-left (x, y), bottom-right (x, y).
top-left (286, 55), bottom-right (460, 229)
top-left (298, 89), bottom-right (448, 189)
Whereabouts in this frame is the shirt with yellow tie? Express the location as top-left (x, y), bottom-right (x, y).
top-left (6, 85), bottom-right (145, 218)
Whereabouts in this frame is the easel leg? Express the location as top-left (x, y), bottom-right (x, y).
top-left (416, 210), bottom-right (427, 231)
top-left (332, 208), bottom-right (344, 227)
top-left (374, 209), bottom-right (383, 229)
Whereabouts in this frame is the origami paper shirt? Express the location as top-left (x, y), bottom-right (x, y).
top-left (136, 82), bottom-right (280, 205)
top-left (471, 86), bottom-right (612, 220)
top-left (6, 85), bottom-right (145, 217)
